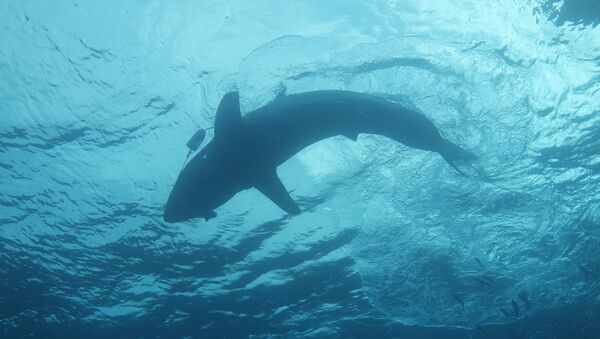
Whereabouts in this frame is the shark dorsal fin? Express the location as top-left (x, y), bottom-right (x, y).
top-left (214, 91), bottom-right (242, 140)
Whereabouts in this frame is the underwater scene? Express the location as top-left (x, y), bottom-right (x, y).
top-left (1, 1), bottom-right (599, 338)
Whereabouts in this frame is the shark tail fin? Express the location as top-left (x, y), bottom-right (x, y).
top-left (440, 140), bottom-right (477, 177)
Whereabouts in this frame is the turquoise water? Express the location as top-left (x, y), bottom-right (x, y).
top-left (1, 1), bottom-right (599, 338)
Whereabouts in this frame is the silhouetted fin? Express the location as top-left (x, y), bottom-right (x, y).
top-left (214, 91), bottom-right (242, 141)
top-left (440, 139), bottom-right (477, 177)
top-left (255, 170), bottom-right (301, 215)
top-left (186, 129), bottom-right (207, 151)
top-left (204, 210), bottom-right (217, 221)
top-left (343, 131), bottom-right (359, 141)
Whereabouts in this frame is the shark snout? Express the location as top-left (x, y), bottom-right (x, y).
top-left (163, 195), bottom-right (190, 223)
top-left (163, 196), bottom-right (215, 223)
top-left (163, 208), bottom-right (181, 223)
top-left (163, 202), bottom-right (183, 223)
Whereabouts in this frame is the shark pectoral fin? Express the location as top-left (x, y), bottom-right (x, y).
top-left (214, 91), bottom-right (242, 140)
top-left (255, 171), bottom-right (301, 215)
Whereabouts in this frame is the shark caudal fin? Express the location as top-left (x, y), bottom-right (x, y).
top-left (439, 140), bottom-right (477, 177)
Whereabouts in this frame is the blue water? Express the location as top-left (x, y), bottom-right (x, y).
top-left (1, 1), bottom-right (599, 338)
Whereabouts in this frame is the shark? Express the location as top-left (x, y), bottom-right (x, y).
top-left (163, 90), bottom-right (475, 223)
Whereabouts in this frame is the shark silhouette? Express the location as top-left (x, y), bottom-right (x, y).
top-left (164, 90), bottom-right (475, 222)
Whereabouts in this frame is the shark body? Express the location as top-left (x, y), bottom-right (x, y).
top-left (164, 90), bottom-right (474, 223)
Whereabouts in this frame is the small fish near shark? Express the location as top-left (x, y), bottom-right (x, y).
top-left (163, 90), bottom-right (476, 223)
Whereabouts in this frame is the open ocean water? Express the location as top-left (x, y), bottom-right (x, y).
top-left (1, 1), bottom-right (599, 338)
